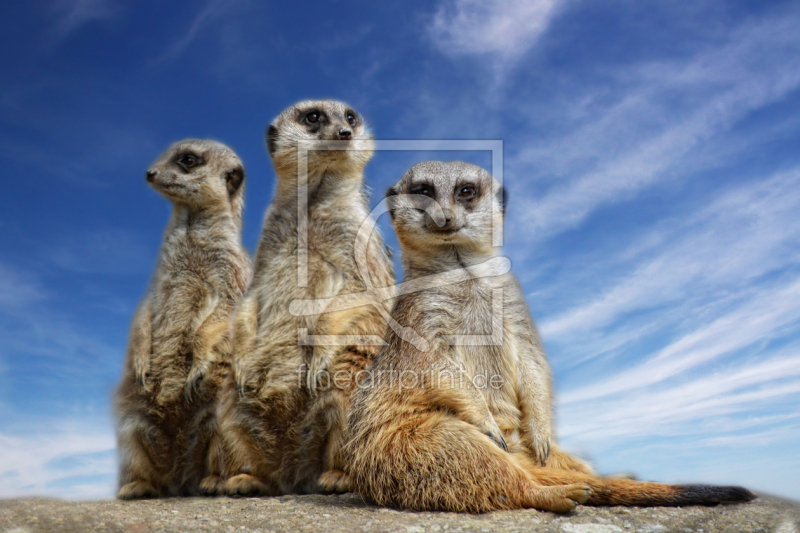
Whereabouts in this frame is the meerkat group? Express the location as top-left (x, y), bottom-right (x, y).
top-left (115, 101), bottom-right (755, 512)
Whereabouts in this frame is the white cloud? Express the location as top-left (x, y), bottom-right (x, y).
top-left (0, 421), bottom-right (116, 499)
top-left (428, 0), bottom-right (560, 65)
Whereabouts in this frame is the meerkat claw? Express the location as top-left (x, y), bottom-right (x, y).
top-left (184, 366), bottom-right (205, 401)
top-left (487, 431), bottom-right (508, 451)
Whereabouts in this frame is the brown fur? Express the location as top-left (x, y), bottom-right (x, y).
top-left (216, 100), bottom-right (395, 496)
top-left (345, 161), bottom-right (756, 512)
top-left (114, 139), bottom-right (251, 499)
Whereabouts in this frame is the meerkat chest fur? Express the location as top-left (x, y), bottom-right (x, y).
top-left (386, 160), bottom-right (543, 433)
top-left (253, 100), bottom-right (384, 331)
top-left (419, 275), bottom-right (525, 427)
top-left (150, 221), bottom-right (233, 354)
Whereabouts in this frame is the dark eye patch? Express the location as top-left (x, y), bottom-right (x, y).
top-left (176, 152), bottom-right (205, 170)
top-left (456, 183), bottom-right (477, 200)
top-left (410, 183), bottom-right (436, 198)
top-left (302, 109), bottom-right (324, 125)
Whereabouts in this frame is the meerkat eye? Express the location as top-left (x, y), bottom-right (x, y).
top-left (179, 154), bottom-right (199, 168)
top-left (306, 111), bottom-right (320, 124)
top-left (411, 184), bottom-right (435, 198)
top-left (346, 113), bottom-right (356, 126)
top-left (457, 184), bottom-right (476, 199)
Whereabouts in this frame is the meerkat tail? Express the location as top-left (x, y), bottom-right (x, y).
top-left (349, 415), bottom-right (590, 513)
top-left (524, 466), bottom-right (756, 506)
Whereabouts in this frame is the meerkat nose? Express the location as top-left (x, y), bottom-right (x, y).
top-left (338, 128), bottom-right (352, 140)
top-left (146, 169), bottom-right (157, 182)
top-left (440, 209), bottom-right (454, 227)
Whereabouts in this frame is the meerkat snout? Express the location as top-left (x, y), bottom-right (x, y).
top-left (430, 208), bottom-right (455, 230)
top-left (146, 169), bottom-right (157, 183)
top-left (338, 128), bottom-right (352, 140)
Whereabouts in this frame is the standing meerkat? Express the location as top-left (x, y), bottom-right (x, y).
top-left (114, 139), bottom-right (251, 499)
top-left (344, 161), bottom-right (756, 513)
top-left (215, 100), bottom-right (395, 497)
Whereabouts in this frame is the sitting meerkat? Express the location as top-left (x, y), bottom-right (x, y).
top-left (344, 161), bottom-right (756, 513)
top-left (114, 139), bottom-right (252, 499)
top-left (214, 100), bottom-right (395, 497)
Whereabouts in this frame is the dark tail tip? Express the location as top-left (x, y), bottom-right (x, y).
top-left (678, 484), bottom-right (757, 506)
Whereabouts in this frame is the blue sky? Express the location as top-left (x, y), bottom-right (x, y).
top-left (1, 0), bottom-right (799, 501)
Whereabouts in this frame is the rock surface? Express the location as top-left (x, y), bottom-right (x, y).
top-left (1, 493), bottom-right (798, 533)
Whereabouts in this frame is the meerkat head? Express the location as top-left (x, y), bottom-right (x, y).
top-left (387, 161), bottom-right (505, 262)
top-left (146, 139), bottom-right (245, 223)
top-left (266, 100), bottom-right (374, 180)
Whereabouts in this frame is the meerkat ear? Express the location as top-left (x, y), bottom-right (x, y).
top-left (225, 166), bottom-right (245, 197)
top-left (385, 186), bottom-right (399, 220)
top-left (266, 125), bottom-right (279, 157)
top-left (496, 185), bottom-right (507, 215)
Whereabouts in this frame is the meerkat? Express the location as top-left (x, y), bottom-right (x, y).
top-left (344, 161), bottom-right (756, 513)
top-left (214, 100), bottom-right (395, 497)
top-left (114, 139), bottom-right (251, 499)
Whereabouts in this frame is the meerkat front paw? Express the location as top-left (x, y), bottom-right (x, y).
top-left (118, 480), bottom-right (157, 500)
top-left (534, 483), bottom-right (591, 513)
top-left (529, 427), bottom-right (552, 465)
top-left (134, 357), bottom-right (151, 391)
top-left (479, 417), bottom-right (508, 451)
top-left (234, 360), bottom-right (255, 398)
top-left (224, 474), bottom-right (270, 497)
top-left (318, 469), bottom-right (350, 494)
top-left (185, 362), bottom-right (209, 401)
top-left (199, 475), bottom-right (223, 496)
top-left (305, 352), bottom-right (334, 395)
top-left (487, 430), bottom-right (508, 451)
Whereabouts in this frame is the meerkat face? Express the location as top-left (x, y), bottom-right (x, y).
top-left (387, 161), bottom-right (505, 255)
top-left (146, 139), bottom-right (245, 213)
top-left (266, 100), bottom-right (374, 177)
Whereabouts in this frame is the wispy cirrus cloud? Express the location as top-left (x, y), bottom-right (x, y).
top-left (49, 0), bottom-right (121, 41)
top-left (541, 165), bottom-right (800, 498)
top-left (428, 0), bottom-right (561, 71)
top-left (0, 262), bottom-right (45, 309)
top-left (558, 276), bottom-right (800, 406)
top-left (47, 228), bottom-right (154, 275)
top-left (0, 263), bottom-right (121, 499)
top-left (540, 166), bottom-right (800, 346)
top-left (510, 10), bottom-right (800, 240)
top-left (149, 0), bottom-right (239, 65)
top-left (0, 422), bottom-right (116, 499)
